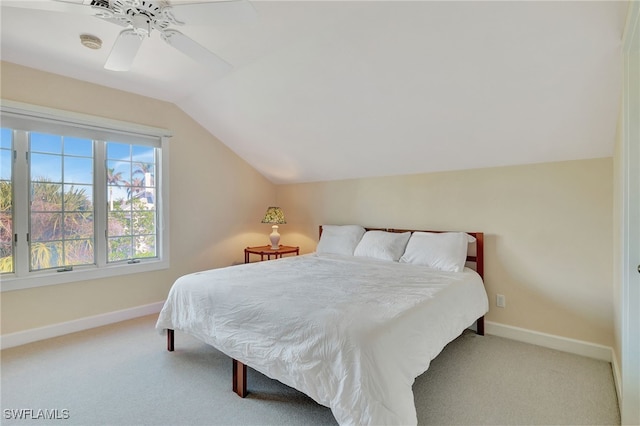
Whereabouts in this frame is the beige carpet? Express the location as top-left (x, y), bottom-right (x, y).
top-left (1, 315), bottom-right (620, 425)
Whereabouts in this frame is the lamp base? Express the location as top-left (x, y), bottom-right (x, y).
top-left (269, 225), bottom-right (280, 250)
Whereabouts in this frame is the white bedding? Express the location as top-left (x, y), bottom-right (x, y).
top-left (156, 253), bottom-right (489, 425)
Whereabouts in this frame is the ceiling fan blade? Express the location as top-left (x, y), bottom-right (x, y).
top-left (104, 29), bottom-right (144, 72)
top-left (168, 0), bottom-right (257, 26)
top-left (162, 29), bottom-right (232, 74)
top-left (0, 0), bottom-right (96, 15)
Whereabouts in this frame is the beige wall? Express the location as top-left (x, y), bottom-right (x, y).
top-left (277, 159), bottom-right (614, 347)
top-left (0, 62), bottom-right (277, 334)
top-left (0, 62), bottom-right (615, 350)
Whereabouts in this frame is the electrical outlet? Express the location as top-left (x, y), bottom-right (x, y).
top-left (496, 294), bottom-right (506, 308)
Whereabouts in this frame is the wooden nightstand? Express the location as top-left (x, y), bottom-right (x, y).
top-left (244, 245), bottom-right (299, 263)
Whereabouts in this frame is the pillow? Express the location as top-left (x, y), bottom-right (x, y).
top-left (316, 225), bottom-right (366, 255)
top-left (399, 232), bottom-right (470, 272)
top-left (354, 230), bottom-right (411, 262)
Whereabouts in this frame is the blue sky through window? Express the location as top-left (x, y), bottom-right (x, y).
top-left (0, 128), bottom-right (12, 149)
top-left (1, 128), bottom-right (12, 181)
top-left (14, 136), bottom-right (156, 204)
top-left (29, 133), bottom-right (93, 184)
top-left (31, 132), bottom-right (62, 154)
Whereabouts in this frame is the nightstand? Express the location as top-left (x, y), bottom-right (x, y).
top-left (244, 245), bottom-right (299, 263)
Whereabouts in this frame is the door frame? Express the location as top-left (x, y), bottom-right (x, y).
top-left (621, 1), bottom-right (639, 424)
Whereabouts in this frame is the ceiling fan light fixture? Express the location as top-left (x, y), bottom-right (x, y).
top-left (27, 0), bottom-right (256, 72)
top-left (80, 33), bottom-right (103, 49)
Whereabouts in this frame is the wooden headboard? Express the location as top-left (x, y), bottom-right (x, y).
top-left (318, 226), bottom-right (484, 280)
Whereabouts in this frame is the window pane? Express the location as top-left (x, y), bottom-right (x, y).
top-left (108, 236), bottom-right (133, 261)
top-left (0, 149), bottom-right (11, 180)
top-left (0, 242), bottom-right (12, 273)
top-left (107, 142), bottom-right (157, 263)
top-left (134, 163), bottom-right (155, 188)
top-left (64, 239), bottom-right (94, 266)
top-left (30, 134), bottom-right (95, 271)
top-left (31, 182), bottom-right (62, 211)
top-left (107, 142), bottom-right (130, 160)
top-left (31, 241), bottom-right (63, 270)
top-left (31, 213), bottom-right (63, 241)
top-left (133, 210), bottom-right (156, 235)
top-left (132, 145), bottom-right (154, 163)
top-left (64, 157), bottom-right (93, 184)
top-left (108, 211), bottom-right (130, 237)
top-left (63, 137), bottom-right (93, 157)
top-left (108, 186), bottom-right (128, 210)
top-left (128, 185), bottom-right (146, 207)
top-left (0, 128), bottom-right (13, 274)
top-left (0, 128), bottom-right (12, 149)
top-left (64, 184), bottom-right (93, 211)
top-left (64, 213), bottom-right (93, 239)
top-left (135, 235), bottom-right (156, 258)
top-left (107, 160), bottom-right (131, 184)
top-left (30, 133), bottom-right (62, 154)
top-left (30, 153), bottom-right (62, 182)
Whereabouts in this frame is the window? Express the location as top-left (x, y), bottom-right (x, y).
top-left (0, 100), bottom-right (170, 291)
top-left (29, 132), bottom-right (95, 271)
top-left (106, 142), bottom-right (158, 263)
top-left (0, 128), bottom-right (13, 273)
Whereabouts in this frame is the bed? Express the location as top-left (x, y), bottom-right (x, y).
top-left (156, 226), bottom-right (489, 425)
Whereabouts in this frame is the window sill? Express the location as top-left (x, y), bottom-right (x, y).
top-left (0, 259), bottom-right (169, 292)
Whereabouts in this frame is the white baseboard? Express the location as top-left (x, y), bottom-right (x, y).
top-left (485, 320), bottom-right (613, 362)
top-left (0, 301), bottom-right (164, 350)
top-left (0, 308), bottom-right (617, 367)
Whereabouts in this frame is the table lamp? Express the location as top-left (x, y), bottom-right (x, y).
top-left (261, 206), bottom-right (286, 249)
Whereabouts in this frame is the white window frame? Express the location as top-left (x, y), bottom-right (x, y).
top-left (0, 100), bottom-right (171, 292)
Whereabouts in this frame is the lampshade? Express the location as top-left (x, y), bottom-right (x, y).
top-left (261, 207), bottom-right (286, 225)
top-left (261, 207), bottom-right (286, 249)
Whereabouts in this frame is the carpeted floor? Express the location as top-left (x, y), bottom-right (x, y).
top-left (0, 315), bottom-right (620, 425)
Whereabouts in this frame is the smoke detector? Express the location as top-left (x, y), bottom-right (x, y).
top-left (80, 34), bottom-right (102, 50)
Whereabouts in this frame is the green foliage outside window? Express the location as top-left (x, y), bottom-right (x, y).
top-left (28, 179), bottom-right (94, 270)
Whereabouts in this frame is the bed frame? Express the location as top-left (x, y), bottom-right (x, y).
top-left (166, 226), bottom-right (485, 398)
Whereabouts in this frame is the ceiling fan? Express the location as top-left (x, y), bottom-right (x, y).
top-left (2, 0), bottom-right (257, 72)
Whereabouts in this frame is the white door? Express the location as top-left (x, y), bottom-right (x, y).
top-left (622, 2), bottom-right (640, 424)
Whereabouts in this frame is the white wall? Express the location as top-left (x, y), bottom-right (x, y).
top-left (277, 159), bottom-right (614, 347)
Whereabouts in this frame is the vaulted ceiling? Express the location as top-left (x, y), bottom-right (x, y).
top-left (0, 0), bottom-right (629, 183)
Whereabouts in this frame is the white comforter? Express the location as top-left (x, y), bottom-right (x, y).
top-left (156, 253), bottom-right (488, 425)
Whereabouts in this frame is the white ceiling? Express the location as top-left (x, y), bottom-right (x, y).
top-left (0, 0), bottom-right (629, 183)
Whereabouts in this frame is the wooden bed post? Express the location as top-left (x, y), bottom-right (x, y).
top-left (232, 359), bottom-right (248, 397)
top-left (167, 329), bottom-right (174, 352)
top-left (475, 232), bottom-right (485, 336)
top-left (477, 316), bottom-right (485, 336)
top-left (475, 232), bottom-right (484, 281)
